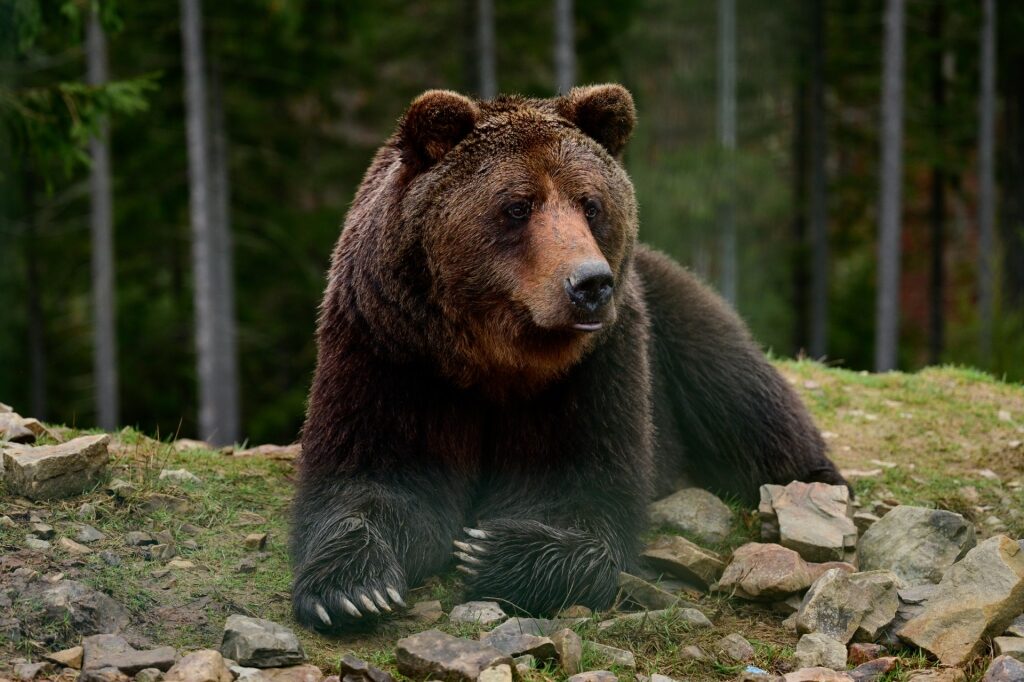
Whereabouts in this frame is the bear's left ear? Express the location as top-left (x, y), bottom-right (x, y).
top-left (555, 84), bottom-right (636, 158)
top-left (398, 90), bottom-right (480, 171)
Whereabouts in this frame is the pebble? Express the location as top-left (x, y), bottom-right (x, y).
top-left (449, 601), bottom-right (507, 627)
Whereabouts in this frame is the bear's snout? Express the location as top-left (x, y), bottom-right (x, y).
top-left (565, 260), bottom-right (614, 330)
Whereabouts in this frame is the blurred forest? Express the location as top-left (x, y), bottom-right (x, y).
top-left (1, 0), bottom-right (1023, 446)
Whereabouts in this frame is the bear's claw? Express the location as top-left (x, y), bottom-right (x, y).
top-left (464, 527), bottom-right (490, 540)
top-left (387, 586), bottom-right (407, 607)
top-left (456, 564), bottom-right (478, 576)
top-left (372, 589), bottom-right (392, 612)
top-left (340, 597), bottom-right (362, 618)
top-left (314, 603), bottom-right (332, 626)
top-left (359, 593), bottom-right (380, 614)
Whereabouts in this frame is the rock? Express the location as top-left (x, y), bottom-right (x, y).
top-left (846, 644), bottom-right (887, 667)
top-left (806, 561), bottom-right (857, 583)
top-left (231, 443), bottom-right (301, 460)
top-left (3, 435), bottom-right (109, 499)
top-left (409, 600), bottom-right (444, 624)
top-left (617, 572), bottom-right (692, 609)
top-left (220, 614), bottom-right (305, 668)
top-left (793, 633), bottom-right (846, 670)
top-left (236, 558), bottom-right (257, 574)
top-left (558, 605), bottom-right (592, 618)
top-left (857, 506), bottom-right (976, 586)
top-left (99, 551), bottom-right (121, 567)
top-left (714, 633), bottom-right (755, 663)
top-left (125, 531), bottom-right (156, 546)
top-left (899, 536), bottom-right (1024, 666)
top-left (716, 543), bottom-right (814, 600)
top-left (158, 468), bottom-right (202, 484)
top-left (488, 617), bottom-right (588, 638)
top-left (244, 533), bottom-right (268, 550)
top-left (679, 645), bottom-right (708, 661)
top-left (597, 608), bottom-right (711, 630)
top-left (587, 643), bottom-right (635, 670)
top-left (81, 634), bottom-right (176, 675)
top-left (480, 630), bottom-right (556, 661)
top-left (984, 655), bottom-right (1024, 682)
top-left (1, 514), bottom-right (16, 527)
top-left (172, 438), bottom-right (211, 451)
top-left (847, 571), bottom-right (901, 641)
top-left (147, 544), bottom-right (176, 561)
top-left (167, 559), bottom-right (194, 569)
top-left (163, 650), bottom-right (233, 682)
top-left (141, 494), bottom-right (190, 514)
top-left (853, 512), bottom-right (880, 534)
top-left (648, 488), bottom-right (733, 543)
top-left (233, 665), bottom-right (324, 682)
top-left (478, 664), bottom-right (513, 682)
top-left (395, 629), bottom-right (513, 682)
top-left (783, 668), bottom-right (854, 682)
top-left (106, 478), bottom-right (136, 498)
top-left (59, 537), bottom-right (94, 555)
top-left (450, 601), bottom-right (508, 627)
top-left (30, 522), bottom-right (55, 539)
top-left (641, 535), bottom-right (726, 588)
top-left (134, 669), bottom-right (163, 682)
top-left (551, 628), bottom-right (583, 675)
top-left (339, 653), bottom-right (395, 682)
top-left (25, 536), bottom-right (51, 550)
top-left (76, 525), bottom-right (106, 543)
top-left (994, 636), bottom-right (1024, 660)
top-left (905, 669), bottom-right (966, 682)
top-left (44, 646), bottom-right (84, 669)
top-left (33, 579), bottom-right (130, 635)
top-left (13, 662), bottom-right (53, 680)
top-left (848, 657), bottom-right (898, 682)
top-left (567, 672), bottom-right (617, 682)
top-left (796, 569), bottom-right (900, 644)
top-left (80, 667), bottom-right (132, 682)
top-left (759, 482), bottom-right (857, 562)
top-left (1007, 613), bottom-right (1024, 637)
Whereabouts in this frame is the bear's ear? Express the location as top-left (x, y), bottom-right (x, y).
top-left (398, 90), bottom-right (480, 171)
top-left (555, 84), bottom-right (636, 158)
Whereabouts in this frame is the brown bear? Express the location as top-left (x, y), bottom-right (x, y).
top-left (290, 84), bottom-right (847, 631)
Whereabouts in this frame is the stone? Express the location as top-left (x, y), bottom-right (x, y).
top-left (450, 601), bottom-right (508, 627)
top-left (641, 535), bottom-right (726, 588)
top-left (1006, 614), bottom-right (1024, 637)
top-left (783, 669), bottom-right (854, 682)
top-left (233, 665), bottom-right (324, 682)
top-left (339, 653), bottom-right (395, 682)
top-left (558, 605), bottom-right (592, 618)
top-left (231, 443), bottom-right (301, 460)
top-left (80, 667), bottom-right (132, 682)
top-left (244, 533), bottom-right (268, 550)
top-left (76, 525), bottom-right (106, 543)
top-left (44, 646), bottom-right (84, 669)
top-left (616, 572), bottom-right (692, 609)
top-left (679, 645), bottom-right (707, 661)
top-left (99, 551), bottom-right (121, 567)
top-left (716, 543), bottom-right (814, 600)
top-left (59, 537), bottom-right (94, 555)
top-left (81, 634), bottom-right (177, 675)
top-left (806, 561), bottom-right (857, 583)
top-left (905, 670), bottom-right (965, 682)
top-left (488, 617), bottom-right (588, 638)
top-left (480, 630), bottom-right (557, 661)
top-left (237, 558), bottom-right (257, 574)
top-left (134, 669), bottom-right (163, 682)
top-left (220, 614), bottom-right (305, 668)
top-left (759, 482), bottom-right (857, 562)
top-left (125, 531), bottom-right (156, 546)
top-left (793, 633), bottom-right (846, 670)
top-left (848, 657), bottom-right (898, 682)
top-left (172, 438), bottom-right (211, 451)
top-left (142, 494), bottom-right (190, 514)
top-left (106, 478), bottom-right (136, 498)
top-left (34, 579), bottom-right (130, 635)
top-left (984, 655), bottom-right (1024, 682)
top-left (847, 644), bottom-right (887, 667)
top-left (158, 468), bottom-right (202, 484)
top-left (551, 628), bottom-right (583, 675)
top-left (167, 559), bottom-right (194, 569)
top-left (648, 488), bottom-right (733, 543)
top-left (30, 522), bottom-right (55, 538)
top-left (714, 633), bottom-right (755, 663)
top-left (857, 506), bottom-right (976, 586)
top-left (0, 411), bottom-right (36, 443)
top-left (408, 600), bottom-right (444, 624)
top-left (587, 643), bottom-right (635, 669)
top-left (567, 672), bottom-right (617, 682)
top-left (163, 650), bottom-right (233, 682)
top-left (395, 629), bottom-right (513, 682)
top-left (3, 435), bottom-right (109, 499)
top-left (899, 536), bottom-right (1024, 666)
top-left (13, 662), bottom-right (53, 680)
top-left (796, 569), bottom-right (900, 644)
top-left (853, 512), bottom-right (880, 534)
top-left (147, 544), bottom-right (176, 561)
top-left (478, 664), bottom-right (513, 682)
top-left (597, 608), bottom-right (711, 630)
top-left (993, 636), bottom-right (1024, 660)
top-left (25, 536), bottom-right (51, 550)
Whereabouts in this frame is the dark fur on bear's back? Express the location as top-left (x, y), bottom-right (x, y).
top-left (290, 85), bottom-right (847, 631)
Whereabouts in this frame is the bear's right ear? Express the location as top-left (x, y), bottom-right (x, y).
top-left (398, 90), bottom-right (480, 172)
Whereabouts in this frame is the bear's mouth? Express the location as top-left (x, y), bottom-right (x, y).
top-left (572, 322), bottom-right (604, 332)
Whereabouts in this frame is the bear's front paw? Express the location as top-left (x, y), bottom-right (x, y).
top-left (292, 521), bottom-right (408, 631)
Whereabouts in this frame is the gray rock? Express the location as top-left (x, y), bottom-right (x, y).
top-left (125, 531), bottom-right (156, 546)
top-left (59, 537), bottom-right (94, 556)
top-left (567, 672), bottom-right (617, 682)
top-left (450, 601), bottom-right (508, 627)
top-left (617, 572), bottom-right (693, 610)
top-left (984, 655), bottom-right (1024, 682)
top-left (478, 664), bottom-right (513, 682)
top-left (597, 608), bottom-right (711, 630)
top-left (716, 543), bottom-right (814, 600)
top-left (158, 468), bottom-right (202, 485)
top-left (488, 617), bottom-right (588, 638)
top-left (993, 636), bottom-right (1024, 660)
top-left (33, 579), bottom-right (130, 635)
top-left (134, 670), bottom-right (163, 682)
top-left (162, 650), bottom-right (232, 682)
top-left (551, 628), bottom-right (583, 675)
top-left (25, 536), bottom-right (51, 550)
top-left (13, 661), bottom-right (54, 680)
top-left (793, 633), bottom-right (846, 670)
top-left (3, 435), bottom-right (109, 499)
top-left (80, 667), bottom-right (132, 682)
top-left (30, 522), bottom-right (55, 539)
top-left (480, 629), bottom-right (556, 661)
top-left (106, 479), bottom-right (136, 499)
top-left (848, 571), bottom-right (901, 641)
top-left (759, 482), bottom-right (857, 562)
top-left (220, 614), bottom-right (305, 668)
top-left (395, 629), bottom-right (513, 682)
top-left (848, 657), bottom-right (899, 682)
top-left (587, 643), bottom-right (635, 670)
top-left (796, 569), bottom-right (900, 644)
top-left (0, 411), bottom-right (35, 443)
top-left (99, 551), bottom-right (121, 567)
top-left (82, 634), bottom-right (177, 675)
top-left (339, 653), bottom-right (396, 682)
top-left (408, 600), bottom-right (444, 624)
top-left (715, 633), bottom-right (755, 663)
top-left (679, 645), bottom-right (708, 661)
top-left (43, 645), bottom-right (83, 669)
top-left (648, 488), bottom-right (733, 544)
top-left (76, 525), bottom-right (106, 543)
top-left (231, 664), bottom-right (323, 681)
top-left (783, 668), bottom-right (854, 682)
top-left (857, 506), bottom-right (976, 586)
top-left (1005, 613), bottom-right (1024, 637)
top-left (853, 512), bottom-right (880, 534)
top-left (141, 493), bottom-right (189, 514)
top-left (642, 535), bottom-right (726, 588)
top-left (899, 535), bottom-right (1024, 666)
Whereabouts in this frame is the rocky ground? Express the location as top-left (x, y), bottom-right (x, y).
top-left (1, 361), bottom-right (1024, 682)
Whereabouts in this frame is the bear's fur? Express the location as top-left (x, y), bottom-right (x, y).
top-left (290, 84), bottom-right (847, 631)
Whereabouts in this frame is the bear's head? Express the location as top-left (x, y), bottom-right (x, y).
top-left (347, 84), bottom-right (638, 394)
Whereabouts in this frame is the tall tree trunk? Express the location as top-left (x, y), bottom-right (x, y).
top-left (978, 0), bottom-right (997, 366)
top-left (791, 73), bottom-right (809, 355)
top-left (554, 0), bottom-right (575, 94)
top-left (874, 0), bottom-right (906, 372)
top-left (24, 175), bottom-right (46, 420)
top-left (1003, 5), bottom-right (1024, 312)
top-left (808, 0), bottom-right (828, 358)
top-left (717, 0), bottom-right (737, 306)
top-left (476, 0), bottom-right (497, 99)
top-left (86, 6), bottom-right (119, 430)
top-left (209, 61), bottom-right (240, 444)
top-left (928, 2), bottom-right (946, 366)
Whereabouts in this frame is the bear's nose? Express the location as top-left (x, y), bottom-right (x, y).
top-left (565, 261), bottom-right (614, 314)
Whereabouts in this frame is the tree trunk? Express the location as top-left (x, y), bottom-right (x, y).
top-left (24, 175), bottom-right (46, 420)
top-left (978, 0), bottom-right (997, 366)
top-left (476, 0), bottom-right (497, 99)
top-left (717, 0), bottom-right (737, 306)
top-left (808, 0), bottom-right (828, 358)
top-left (874, 0), bottom-right (906, 372)
top-left (554, 0), bottom-right (575, 94)
top-left (86, 6), bottom-right (119, 430)
top-left (1003, 4), bottom-right (1024, 312)
top-left (928, 2), bottom-right (946, 366)
top-left (791, 73), bottom-right (809, 355)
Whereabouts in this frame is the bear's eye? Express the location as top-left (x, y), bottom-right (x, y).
top-left (583, 198), bottom-right (602, 221)
top-left (506, 201), bottom-right (532, 222)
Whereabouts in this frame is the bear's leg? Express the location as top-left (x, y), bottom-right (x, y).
top-left (290, 471), bottom-right (466, 630)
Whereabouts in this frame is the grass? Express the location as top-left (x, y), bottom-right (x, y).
top-left (1, 361), bottom-right (1023, 681)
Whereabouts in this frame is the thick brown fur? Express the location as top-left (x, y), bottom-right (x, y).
top-left (290, 84), bottom-right (847, 632)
